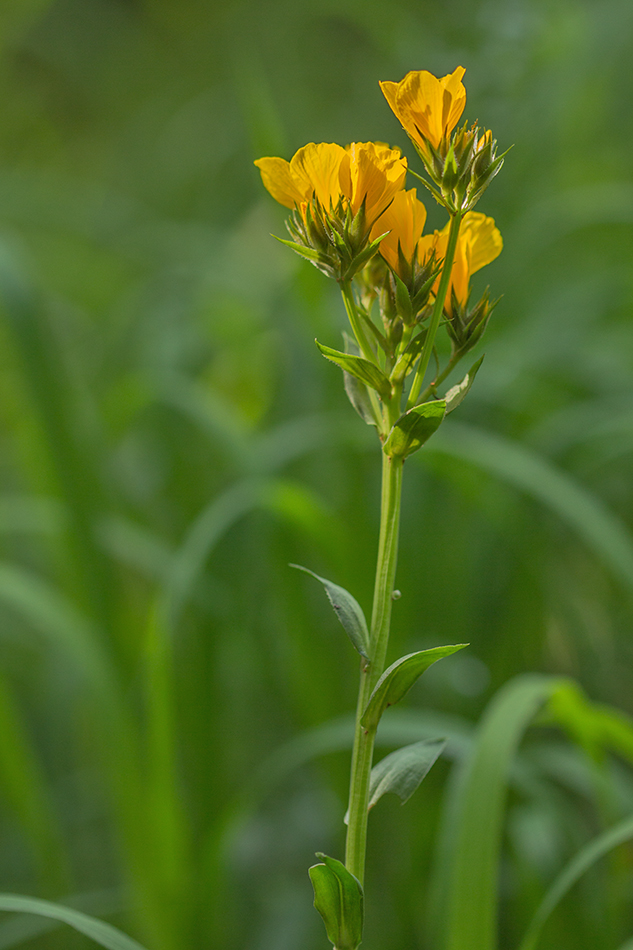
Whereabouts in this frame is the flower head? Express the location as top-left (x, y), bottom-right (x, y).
top-left (380, 67), bottom-right (467, 152)
top-left (255, 141), bottom-right (407, 280)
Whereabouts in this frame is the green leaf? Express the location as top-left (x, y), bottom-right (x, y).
top-left (361, 645), bottom-right (467, 729)
top-left (440, 674), bottom-right (567, 950)
top-left (444, 355), bottom-right (484, 413)
top-left (517, 813), bottom-right (633, 950)
top-left (383, 400), bottom-right (446, 459)
top-left (426, 422), bottom-right (633, 595)
top-left (316, 341), bottom-right (392, 399)
top-left (0, 895), bottom-right (148, 950)
top-left (368, 738), bottom-right (446, 809)
top-left (309, 854), bottom-right (363, 950)
top-left (290, 564), bottom-right (370, 659)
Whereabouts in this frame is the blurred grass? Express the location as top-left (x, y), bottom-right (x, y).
top-left (0, 0), bottom-right (630, 948)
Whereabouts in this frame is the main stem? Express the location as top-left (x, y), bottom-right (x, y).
top-left (345, 450), bottom-right (404, 883)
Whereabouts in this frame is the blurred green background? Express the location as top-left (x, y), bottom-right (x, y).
top-left (0, 0), bottom-right (632, 948)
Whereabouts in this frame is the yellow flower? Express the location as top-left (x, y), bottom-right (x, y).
top-left (340, 142), bottom-right (407, 224)
top-left (435, 211), bottom-right (503, 313)
top-left (369, 188), bottom-right (427, 276)
top-left (255, 141), bottom-right (406, 225)
top-left (380, 67), bottom-right (467, 151)
top-left (254, 142), bottom-right (347, 210)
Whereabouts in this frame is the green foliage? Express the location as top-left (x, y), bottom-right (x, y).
top-left (0, 1), bottom-right (630, 949)
top-left (315, 340), bottom-right (392, 399)
top-left (382, 400), bottom-right (447, 458)
top-left (367, 738), bottom-right (446, 810)
top-left (361, 645), bottom-right (468, 729)
top-left (290, 564), bottom-right (370, 659)
top-left (309, 854), bottom-right (364, 950)
top-left (0, 896), bottom-right (148, 950)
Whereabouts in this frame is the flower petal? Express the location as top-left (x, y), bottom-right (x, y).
top-left (254, 156), bottom-right (307, 209)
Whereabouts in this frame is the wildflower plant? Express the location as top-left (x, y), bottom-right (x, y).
top-left (255, 67), bottom-right (506, 949)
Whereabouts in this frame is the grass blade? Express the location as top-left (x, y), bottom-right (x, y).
top-left (428, 422), bottom-right (633, 593)
top-left (0, 895), bottom-right (148, 950)
top-left (517, 814), bottom-right (633, 950)
top-left (443, 674), bottom-right (566, 950)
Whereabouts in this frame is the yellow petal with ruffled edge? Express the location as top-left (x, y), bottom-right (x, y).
top-left (289, 142), bottom-right (347, 209)
top-left (342, 142), bottom-right (407, 225)
top-left (371, 188), bottom-right (427, 275)
top-left (380, 67), bottom-right (466, 150)
top-left (254, 156), bottom-right (309, 209)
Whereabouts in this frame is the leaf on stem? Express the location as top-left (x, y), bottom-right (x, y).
top-left (309, 853), bottom-right (364, 950)
top-left (368, 738), bottom-right (446, 809)
top-left (361, 645), bottom-right (468, 730)
top-left (316, 341), bottom-right (392, 399)
top-left (444, 356), bottom-right (484, 413)
top-left (290, 564), bottom-right (370, 659)
top-left (383, 400), bottom-right (446, 459)
top-left (344, 738), bottom-right (447, 823)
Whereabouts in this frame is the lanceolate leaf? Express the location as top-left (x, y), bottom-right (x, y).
top-left (383, 400), bottom-right (446, 459)
top-left (0, 895), bottom-right (148, 950)
top-left (316, 341), bottom-right (392, 399)
top-left (368, 738), bottom-right (446, 809)
top-left (361, 645), bottom-right (467, 730)
top-left (290, 564), bottom-right (370, 659)
top-left (272, 235), bottom-right (325, 263)
top-left (309, 854), bottom-right (364, 950)
top-left (444, 355), bottom-right (484, 414)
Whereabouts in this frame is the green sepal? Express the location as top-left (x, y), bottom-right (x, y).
top-left (368, 738), bottom-right (446, 809)
top-left (361, 644), bottom-right (468, 729)
top-left (343, 334), bottom-right (380, 427)
top-left (393, 272), bottom-right (413, 323)
top-left (342, 231), bottom-right (389, 281)
top-left (272, 234), bottom-right (326, 264)
top-left (290, 564), bottom-right (370, 659)
top-left (444, 355), bottom-right (484, 413)
top-left (407, 168), bottom-right (445, 207)
top-left (309, 853), bottom-right (364, 950)
top-left (383, 400), bottom-right (446, 459)
top-left (316, 340), bottom-right (392, 399)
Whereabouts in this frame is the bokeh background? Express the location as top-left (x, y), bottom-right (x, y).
top-left (0, 0), bottom-right (632, 948)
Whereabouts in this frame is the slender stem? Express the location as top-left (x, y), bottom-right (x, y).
top-left (345, 451), bottom-right (404, 883)
top-left (417, 348), bottom-right (463, 405)
top-left (340, 281), bottom-right (385, 429)
top-left (340, 280), bottom-right (376, 364)
top-left (407, 212), bottom-right (463, 409)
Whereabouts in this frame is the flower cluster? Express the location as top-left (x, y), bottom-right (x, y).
top-left (255, 66), bottom-right (507, 457)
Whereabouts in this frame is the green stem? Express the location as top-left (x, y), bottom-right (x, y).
top-left (407, 212), bottom-right (463, 409)
top-left (340, 281), bottom-right (376, 365)
top-left (417, 348), bottom-right (463, 405)
top-left (345, 451), bottom-right (404, 883)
